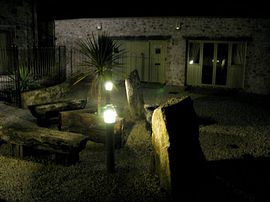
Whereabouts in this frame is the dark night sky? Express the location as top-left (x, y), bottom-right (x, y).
top-left (38, 0), bottom-right (270, 20)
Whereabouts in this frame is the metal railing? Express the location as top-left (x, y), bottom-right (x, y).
top-left (67, 48), bottom-right (150, 82)
top-left (0, 46), bottom-right (66, 106)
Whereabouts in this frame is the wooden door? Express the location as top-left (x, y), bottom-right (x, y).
top-left (116, 39), bottom-right (167, 83)
top-left (149, 40), bottom-right (166, 83)
top-left (116, 40), bottom-right (149, 81)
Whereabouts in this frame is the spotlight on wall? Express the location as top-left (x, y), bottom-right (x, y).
top-left (175, 22), bottom-right (183, 30)
top-left (96, 23), bottom-right (102, 30)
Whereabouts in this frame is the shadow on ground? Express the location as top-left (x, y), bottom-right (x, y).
top-left (197, 156), bottom-right (270, 202)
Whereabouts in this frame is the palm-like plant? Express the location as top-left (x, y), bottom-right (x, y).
top-left (8, 64), bottom-right (39, 92)
top-left (74, 32), bottom-right (124, 115)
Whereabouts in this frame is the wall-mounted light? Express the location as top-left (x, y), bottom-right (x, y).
top-left (96, 23), bottom-right (102, 30)
top-left (175, 22), bottom-right (183, 31)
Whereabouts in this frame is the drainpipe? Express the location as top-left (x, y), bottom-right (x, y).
top-left (32, 0), bottom-right (38, 47)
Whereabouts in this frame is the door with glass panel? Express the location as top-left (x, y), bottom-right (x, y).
top-left (149, 40), bottom-right (166, 83)
top-left (187, 42), bottom-right (201, 85)
top-left (187, 40), bottom-right (245, 88)
top-left (228, 43), bottom-right (246, 88)
top-left (215, 43), bottom-right (228, 85)
top-left (202, 43), bottom-right (228, 86)
top-left (201, 43), bottom-right (214, 84)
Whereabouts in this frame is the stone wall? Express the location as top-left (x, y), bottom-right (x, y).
top-left (0, 0), bottom-right (35, 48)
top-left (55, 17), bottom-right (270, 95)
top-left (0, 0), bottom-right (55, 48)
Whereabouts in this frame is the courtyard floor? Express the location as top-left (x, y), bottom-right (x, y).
top-left (0, 84), bottom-right (270, 202)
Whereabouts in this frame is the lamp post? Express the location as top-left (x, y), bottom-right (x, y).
top-left (103, 80), bottom-right (116, 173)
top-left (103, 104), bottom-right (117, 173)
top-left (104, 80), bottom-right (113, 104)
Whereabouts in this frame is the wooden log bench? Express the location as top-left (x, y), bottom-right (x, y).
top-left (0, 116), bottom-right (88, 166)
top-left (28, 98), bottom-right (87, 126)
top-left (58, 109), bottom-right (125, 149)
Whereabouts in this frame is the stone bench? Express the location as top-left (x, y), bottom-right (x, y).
top-left (0, 116), bottom-right (88, 166)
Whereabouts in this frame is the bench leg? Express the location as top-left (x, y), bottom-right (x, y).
top-left (55, 152), bottom-right (79, 166)
top-left (10, 144), bottom-right (24, 157)
top-left (37, 116), bottom-right (50, 127)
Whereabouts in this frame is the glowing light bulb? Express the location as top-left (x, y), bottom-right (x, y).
top-left (104, 81), bottom-right (113, 91)
top-left (103, 105), bottom-right (117, 124)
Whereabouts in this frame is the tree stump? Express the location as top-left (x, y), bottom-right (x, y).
top-left (125, 69), bottom-right (145, 120)
top-left (58, 109), bottom-right (125, 149)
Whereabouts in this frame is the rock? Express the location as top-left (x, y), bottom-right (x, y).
top-left (144, 104), bottom-right (159, 132)
top-left (151, 96), bottom-right (206, 200)
top-left (125, 70), bottom-right (145, 120)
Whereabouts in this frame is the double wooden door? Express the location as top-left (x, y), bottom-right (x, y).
top-left (116, 40), bottom-right (167, 83)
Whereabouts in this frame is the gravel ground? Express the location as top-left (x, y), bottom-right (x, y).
top-left (0, 84), bottom-right (270, 202)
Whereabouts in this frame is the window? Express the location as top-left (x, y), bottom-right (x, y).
top-left (0, 32), bottom-right (9, 74)
top-left (201, 43), bottom-right (214, 84)
top-left (232, 43), bottom-right (245, 65)
top-left (215, 43), bottom-right (228, 85)
top-left (187, 40), bottom-right (246, 88)
top-left (188, 42), bottom-right (200, 64)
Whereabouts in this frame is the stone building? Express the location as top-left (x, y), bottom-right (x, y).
top-left (0, 0), bottom-right (55, 73)
top-left (0, 0), bottom-right (54, 48)
top-left (0, 0), bottom-right (64, 105)
top-left (55, 17), bottom-right (270, 95)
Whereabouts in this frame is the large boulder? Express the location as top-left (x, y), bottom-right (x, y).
top-left (144, 104), bottom-right (159, 132)
top-left (151, 96), bottom-right (206, 200)
top-left (125, 69), bottom-right (145, 120)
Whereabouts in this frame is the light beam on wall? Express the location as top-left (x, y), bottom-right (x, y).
top-left (96, 23), bottom-right (102, 30)
top-left (176, 22), bottom-right (183, 30)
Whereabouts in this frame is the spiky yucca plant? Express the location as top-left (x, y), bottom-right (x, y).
top-left (8, 64), bottom-right (39, 92)
top-left (75, 32), bottom-right (124, 115)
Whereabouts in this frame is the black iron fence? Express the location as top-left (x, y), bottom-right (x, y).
top-left (0, 46), bottom-right (66, 106)
top-left (68, 48), bottom-right (90, 76)
top-left (68, 48), bottom-right (126, 81)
